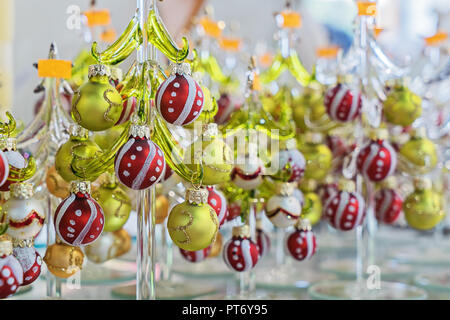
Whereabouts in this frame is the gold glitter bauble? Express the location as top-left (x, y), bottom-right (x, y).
top-left (43, 242), bottom-right (84, 279)
top-left (45, 166), bottom-right (71, 199)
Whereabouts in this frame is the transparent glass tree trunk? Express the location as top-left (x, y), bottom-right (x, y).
top-left (135, 0), bottom-right (156, 300)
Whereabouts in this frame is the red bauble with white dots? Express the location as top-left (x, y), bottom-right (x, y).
top-left (324, 83), bottom-right (362, 122)
top-left (357, 139), bottom-right (397, 182)
top-left (0, 149), bottom-right (27, 192)
top-left (0, 150), bottom-right (9, 187)
top-left (0, 255), bottom-right (23, 299)
top-left (115, 136), bottom-right (165, 190)
top-left (326, 134), bottom-right (348, 158)
top-left (227, 201), bottom-right (241, 222)
top-left (324, 190), bottom-right (365, 231)
top-left (180, 246), bottom-right (211, 263)
top-left (206, 186), bottom-right (228, 227)
top-left (155, 72), bottom-right (204, 126)
top-left (374, 188), bottom-right (403, 224)
top-left (12, 246), bottom-right (41, 286)
top-left (286, 228), bottom-right (317, 261)
top-left (223, 234), bottom-right (259, 272)
top-left (317, 182), bottom-right (338, 206)
top-left (116, 95), bottom-right (137, 125)
top-left (54, 192), bottom-right (105, 246)
top-left (277, 149), bottom-right (306, 182)
top-left (256, 228), bottom-right (270, 258)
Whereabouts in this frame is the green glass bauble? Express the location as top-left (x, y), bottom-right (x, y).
top-left (72, 65), bottom-right (123, 131)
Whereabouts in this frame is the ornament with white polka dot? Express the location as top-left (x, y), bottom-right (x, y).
top-left (374, 188), bottom-right (403, 224)
top-left (223, 226), bottom-right (259, 272)
top-left (54, 190), bottom-right (105, 246)
top-left (256, 220), bottom-right (270, 258)
top-left (227, 200), bottom-right (241, 222)
top-left (317, 180), bottom-right (338, 207)
top-left (12, 246), bottom-right (41, 286)
top-left (324, 182), bottom-right (365, 231)
top-left (231, 156), bottom-right (265, 190)
top-left (114, 128), bottom-right (165, 190)
top-left (324, 83), bottom-right (362, 123)
top-left (274, 148), bottom-right (306, 182)
top-left (179, 246), bottom-right (211, 263)
top-left (0, 254), bottom-right (23, 299)
top-left (0, 147), bottom-right (27, 192)
top-left (206, 186), bottom-right (228, 227)
top-left (155, 63), bottom-right (204, 126)
top-left (0, 150), bottom-right (9, 188)
top-left (357, 138), bottom-right (397, 182)
top-left (286, 220), bottom-right (317, 261)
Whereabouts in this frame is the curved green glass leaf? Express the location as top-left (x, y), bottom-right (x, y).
top-left (287, 50), bottom-right (312, 86)
top-left (8, 156), bottom-right (37, 182)
top-left (91, 15), bottom-right (141, 65)
top-left (152, 112), bottom-right (203, 184)
top-left (0, 112), bottom-right (16, 137)
top-left (260, 53), bottom-right (286, 84)
top-left (147, 9), bottom-right (189, 63)
top-left (71, 122), bottom-right (131, 181)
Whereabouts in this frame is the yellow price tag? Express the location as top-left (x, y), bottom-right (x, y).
top-left (100, 28), bottom-right (117, 43)
top-left (280, 10), bottom-right (301, 29)
top-left (199, 17), bottom-right (222, 38)
top-left (425, 31), bottom-right (448, 46)
top-left (252, 73), bottom-right (261, 91)
top-left (218, 37), bottom-right (242, 52)
top-left (357, 2), bottom-right (377, 16)
top-left (316, 46), bottom-right (340, 59)
top-left (84, 9), bottom-right (111, 27)
top-left (374, 27), bottom-right (384, 37)
top-left (38, 59), bottom-right (72, 79)
top-left (259, 53), bottom-right (273, 68)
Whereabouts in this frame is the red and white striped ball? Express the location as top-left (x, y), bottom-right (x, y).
top-left (0, 255), bottom-right (23, 299)
top-left (155, 73), bottom-right (204, 126)
top-left (266, 195), bottom-right (302, 228)
top-left (206, 186), bottom-right (228, 227)
top-left (326, 135), bottom-right (348, 158)
top-left (286, 229), bottom-right (317, 261)
top-left (180, 246), bottom-right (211, 263)
top-left (54, 192), bottom-right (105, 246)
top-left (324, 190), bottom-right (365, 231)
top-left (116, 96), bottom-right (137, 125)
top-left (277, 149), bottom-right (306, 182)
top-left (256, 228), bottom-right (270, 258)
top-left (223, 236), bottom-right (259, 272)
top-left (357, 139), bottom-right (397, 182)
top-left (227, 200), bottom-right (241, 222)
top-left (374, 188), bottom-right (403, 224)
top-left (230, 157), bottom-right (265, 190)
top-left (0, 150), bottom-right (27, 192)
top-left (0, 150), bottom-right (9, 187)
top-left (12, 246), bottom-right (41, 286)
top-left (317, 182), bottom-right (338, 206)
top-left (324, 84), bottom-right (362, 122)
top-left (115, 137), bottom-right (165, 190)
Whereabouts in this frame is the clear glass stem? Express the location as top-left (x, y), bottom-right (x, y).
top-left (135, 0), bottom-right (156, 301)
top-left (136, 187), bottom-right (156, 300)
top-left (238, 201), bottom-right (257, 298)
top-left (355, 174), bottom-right (365, 298)
top-left (46, 193), bottom-right (62, 298)
top-left (275, 227), bottom-right (286, 266)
